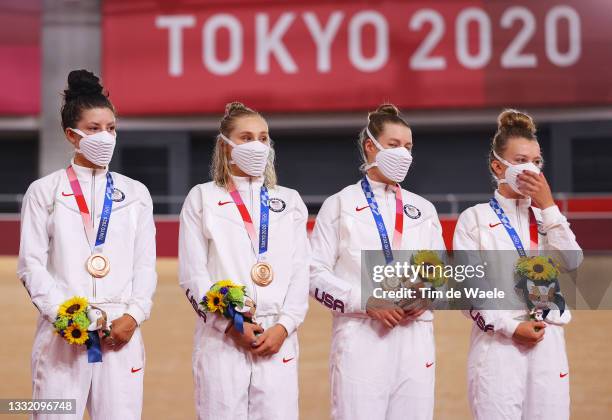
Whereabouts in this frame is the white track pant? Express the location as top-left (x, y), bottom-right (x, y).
top-left (192, 315), bottom-right (299, 420)
top-left (330, 317), bottom-right (435, 420)
top-left (30, 305), bottom-right (145, 420)
top-left (467, 324), bottom-right (570, 420)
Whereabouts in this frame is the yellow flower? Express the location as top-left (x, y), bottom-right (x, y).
top-left (63, 323), bottom-right (88, 345)
top-left (413, 250), bottom-right (443, 267)
top-left (517, 256), bottom-right (559, 282)
top-left (216, 280), bottom-right (237, 288)
top-left (206, 291), bottom-right (227, 313)
top-left (58, 297), bottom-right (88, 318)
top-left (412, 250), bottom-right (446, 285)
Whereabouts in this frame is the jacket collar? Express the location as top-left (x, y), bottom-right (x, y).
top-left (494, 189), bottom-right (531, 212)
top-left (70, 158), bottom-right (109, 181)
top-left (229, 174), bottom-right (264, 192)
top-left (364, 175), bottom-right (397, 194)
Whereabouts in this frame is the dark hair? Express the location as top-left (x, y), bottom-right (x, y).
top-left (218, 101), bottom-right (260, 136)
top-left (489, 109), bottom-right (538, 176)
top-left (61, 69), bottom-right (115, 130)
top-left (357, 103), bottom-right (411, 170)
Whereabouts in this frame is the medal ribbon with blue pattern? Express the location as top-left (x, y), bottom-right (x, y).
top-left (489, 197), bottom-right (539, 257)
top-left (228, 182), bottom-right (269, 261)
top-left (360, 177), bottom-right (403, 264)
top-left (66, 166), bottom-right (115, 254)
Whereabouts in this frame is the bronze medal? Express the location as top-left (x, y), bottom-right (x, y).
top-left (251, 262), bottom-right (273, 287)
top-left (86, 253), bottom-right (110, 278)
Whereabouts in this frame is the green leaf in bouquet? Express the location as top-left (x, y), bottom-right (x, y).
top-left (53, 316), bottom-right (69, 331)
top-left (226, 287), bottom-right (245, 305)
top-left (72, 311), bottom-right (90, 330)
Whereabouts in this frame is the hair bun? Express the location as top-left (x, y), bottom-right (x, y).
top-left (368, 103), bottom-right (400, 121)
top-left (497, 109), bottom-right (536, 136)
top-left (224, 101), bottom-right (253, 118)
top-left (64, 69), bottom-right (103, 101)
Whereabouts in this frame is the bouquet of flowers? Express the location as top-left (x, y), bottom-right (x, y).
top-left (53, 297), bottom-right (91, 345)
top-left (53, 296), bottom-right (109, 363)
top-left (515, 256), bottom-right (565, 322)
top-left (200, 280), bottom-right (256, 334)
top-left (412, 250), bottom-right (448, 289)
top-left (383, 250), bottom-right (448, 311)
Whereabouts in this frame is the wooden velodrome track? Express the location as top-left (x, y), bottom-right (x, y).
top-left (1, 256), bottom-right (611, 419)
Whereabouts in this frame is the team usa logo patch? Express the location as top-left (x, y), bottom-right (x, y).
top-left (269, 197), bottom-right (286, 213)
top-left (111, 188), bottom-right (125, 202)
top-left (403, 204), bottom-right (421, 219)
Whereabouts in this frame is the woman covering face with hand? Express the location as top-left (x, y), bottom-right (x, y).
top-left (453, 109), bottom-right (582, 420)
top-left (17, 70), bottom-right (157, 420)
top-left (310, 104), bottom-right (446, 420)
top-left (178, 102), bottom-right (310, 420)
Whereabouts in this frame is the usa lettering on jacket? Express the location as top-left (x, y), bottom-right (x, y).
top-left (470, 308), bottom-right (494, 332)
top-left (314, 288), bottom-right (345, 313)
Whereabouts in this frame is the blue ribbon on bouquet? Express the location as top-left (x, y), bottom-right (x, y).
top-left (86, 331), bottom-right (103, 363)
top-left (226, 305), bottom-right (245, 334)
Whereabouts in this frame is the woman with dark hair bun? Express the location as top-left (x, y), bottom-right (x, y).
top-left (453, 109), bottom-right (582, 420)
top-left (310, 103), bottom-right (445, 419)
top-left (17, 69), bottom-right (157, 419)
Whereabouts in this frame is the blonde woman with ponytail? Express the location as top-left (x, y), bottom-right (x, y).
top-left (178, 102), bottom-right (310, 420)
top-left (453, 109), bottom-right (582, 420)
top-left (310, 104), bottom-right (445, 420)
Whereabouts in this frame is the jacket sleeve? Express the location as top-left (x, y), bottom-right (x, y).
top-left (125, 184), bottom-right (158, 325)
top-left (539, 205), bottom-right (583, 271)
top-left (428, 204), bottom-right (449, 309)
top-left (453, 209), bottom-right (521, 338)
top-left (17, 181), bottom-right (65, 322)
top-left (178, 186), bottom-right (215, 324)
top-left (276, 192), bottom-right (310, 335)
top-left (429, 204), bottom-right (447, 252)
top-left (309, 195), bottom-right (364, 314)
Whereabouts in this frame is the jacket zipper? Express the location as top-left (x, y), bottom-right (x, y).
top-left (515, 201), bottom-right (523, 246)
top-left (92, 169), bottom-right (96, 299)
top-left (249, 178), bottom-right (253, 217)
top-left (249, 178), bottom-right (258, 303)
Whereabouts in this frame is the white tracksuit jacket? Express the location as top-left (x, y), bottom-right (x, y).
top-left (453, 189), bottom-right (583, 420)
top-left (310, 177), bottom-right (446, 420)
top-left (17, 160), bottom-right (157, 420)
top-left (178, 175), bottom-right (310, 420)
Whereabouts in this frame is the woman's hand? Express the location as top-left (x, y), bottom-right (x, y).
top-left (512, 321), bottom-right (546, 346)
top-left (402, 306), bottom-right (428, 321)
top-left (227, 322), bottom-right (264, 351)
top-left (105, 314), bottom-right (137, 349)
top-left (517, 171), bottom-right (556, 209)
top-left (251, 324), bottom-right (288, 357)
top-left (366, 297), bottom-right (405, 328)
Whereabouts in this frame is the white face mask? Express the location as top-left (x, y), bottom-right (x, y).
top-left (363, 128), bottom-right (413, 183)
top-left (220, 134), bottom-right (270, 177)
top-left (493, 150), bottom-right (541, 195)
top-left (70, 128), bottom-right (116, 167)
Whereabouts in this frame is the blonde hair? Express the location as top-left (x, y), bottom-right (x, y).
top-left (210, 101), bottom-right (277, 189)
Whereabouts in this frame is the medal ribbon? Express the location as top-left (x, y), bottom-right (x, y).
top-left (360, 177), bottom-right (404, 264)
top-left (66, 166), bottom-right (115, 253)
top-left (489, 197), bottom-right (539, 257)
top-left (86, 332), bottom-right (103, 363)
top-left (227, 181), bottom-right (269, 261)
top-left (66, 165), bottom-right (114, 364)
